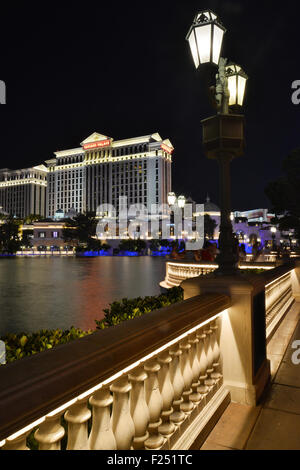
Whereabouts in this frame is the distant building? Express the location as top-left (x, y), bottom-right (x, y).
top-left (32, 221), bottom-right (75, 251)
top-left (193, 195), bottom-right (221, 239)
top-left (0, 205), bottom-right (8, 217)
top-left (0, 165), bottom-right (48, 218)
top-left (191, 196), bottom-right (285, 250)
top-left (45, 132), bottom-right (173, 218)
top-left (233, 208), bottom-right (275, 223)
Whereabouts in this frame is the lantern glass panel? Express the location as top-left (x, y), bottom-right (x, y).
top-left (178, 196), bottom-right (186, 209)
top-left (168, 193), bottom-right (177, 206)
top-left (212, 25), bottom-right (224, 65)
top-left (195, 24), bottom-right (212, 64)
top-left (228, 75), bottom-right (237, 105)
top-left (188, 31), bottom-right (199, 68)
top-left (238, 75), bottom-right (247, 105)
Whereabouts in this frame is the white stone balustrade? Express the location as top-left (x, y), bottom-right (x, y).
top-left (265, 271), bottom-right (294, 339)
top-left (2, 432), bottom-right (30, 451)
top-left (196, 329), bottom-right (210, 402)
top-left (34, 412), bottom-right (65, 450)
top-left (179, 340), bottom-right (194, 415)
top-left (64, 397), bottom-right (91, 450)
top-left (157, 352), bottom-right (175, 438)
top-left (129, 367), bottom-right (150, 449)
top-left (0, 314), bottom-right (227, 451)
top-left (169, 345), bottom-right (185, 426)
top-left (160, 260), bottom-right (275, 289)
top-left (203, 327), bottom-right (216, 391)
top-left (110, 376), bottom-right (135, 450)
top-left (144, 359), bottom-right (164, 450)
top-left (88, 387), bottom-right (116, 450)
top-left (188, 333), bottom-right (202, 406)
top-left (3, 262), bottom-right (299, 450)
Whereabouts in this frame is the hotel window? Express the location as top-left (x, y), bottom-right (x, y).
top-left (38, 232), bottom-right (46, 238)
top-left (52, 231), bottom-right (59, 238)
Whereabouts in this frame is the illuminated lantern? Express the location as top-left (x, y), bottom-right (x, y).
top-left (225, 63), bottom-right (248, 106)
top-left (168, 192), bottom-right (177, 206)
top-left (177, 196), bottom-right (186, 209)
top-left (186, 10), bottom-right (226, 68)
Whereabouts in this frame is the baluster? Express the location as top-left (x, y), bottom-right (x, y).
top-left (110, 376), bottom-right (135, 450)
top-left (64, 397), bottom-right (91, 450)
top-left (196, 329), bottom-right (210, 402)
top-left (89, 387), bottom-right (116, 450)
top-left (204, 327), bottom-right (216, 393)
top-left (169, 345), bottom-right (185, 426)
top-left (2, 432), bottom-right (30, 450)
top-left (144, 359), bottom-right (164, 450)
top-left (179, 340), bottom-right (194, 414)
top-left (188, 333), bottom-right (202, 406)
top-left (129, 366), bottom-right (150, 450)
top-left (34, 412), bottom-right (65, 450)
top-left (210, 321), bottom-right (222, 385)
top-left (157, 351), bottom-right (175, 438)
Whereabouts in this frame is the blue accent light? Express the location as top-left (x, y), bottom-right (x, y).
top-left (151, 251), bottom-right (168, 257)
top-left (81, 250), bottom-right (110, 257)
top-left (0, 253), bottom-right (16, 257)
top-left (123, 251), bottom-right (139, 257)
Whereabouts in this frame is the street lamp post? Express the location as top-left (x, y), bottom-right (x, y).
top-left (270, 226), bottom-right (277, 251)
top-left (167, 193), bottom-right (186, 240)
top-left (167, 192), bottom-right (177, 238)
top-left (288, 232), bottom-right (293, 249)
top-left (177, 195), bottom-right (186, 209)
top-left (186, 10), bottom-right (248, 275)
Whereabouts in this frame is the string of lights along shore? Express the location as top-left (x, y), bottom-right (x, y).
top-left (0, 132), bottom-right (173, 219)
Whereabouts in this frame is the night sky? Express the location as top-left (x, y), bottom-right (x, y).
top-left (1, 1), bottom-right (300, 211)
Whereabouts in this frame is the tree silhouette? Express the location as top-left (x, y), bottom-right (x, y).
top-left (265, 148), bottom-right (300, 241)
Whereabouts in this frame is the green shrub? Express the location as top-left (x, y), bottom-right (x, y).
top-left (95, 286), bottom-right (184, 329)
top-left (1, 327), bottom-right (93, 364)
top-left (118, 239), bottom-right (147, 253)
top-left (240, 268), bottom-right (266, 274)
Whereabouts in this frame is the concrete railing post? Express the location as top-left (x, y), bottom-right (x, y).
top-left (181, 274), bottom-right (270, 406)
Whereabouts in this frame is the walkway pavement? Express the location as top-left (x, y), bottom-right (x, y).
top-left (199, 301), bottom-right (300, 450)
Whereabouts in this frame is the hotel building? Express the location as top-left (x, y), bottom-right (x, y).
top-left (0, 165), bottom-right (48, 218)
top-left (45, 132), bottom-right (173, 218)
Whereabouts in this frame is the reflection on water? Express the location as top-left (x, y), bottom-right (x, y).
top-left (0, 257), bottom-right (166, 336)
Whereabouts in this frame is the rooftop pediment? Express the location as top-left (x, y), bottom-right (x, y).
top-left (80, 132), bottom-right (112, 146)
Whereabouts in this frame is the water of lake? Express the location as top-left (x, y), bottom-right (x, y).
top-left (0, 257), bottom-right (167, 336)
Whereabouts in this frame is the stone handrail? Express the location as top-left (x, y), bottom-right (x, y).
top-left (0, 293), bottom-right (231, 450)
top-left (160, 260), bottom-right (276, 289)
top-left (245, 262), bottom-right (297, 341)
top-left (161, 261), bottom-right (296, 342)
top-left (180, 260), bottom-right (300, 405)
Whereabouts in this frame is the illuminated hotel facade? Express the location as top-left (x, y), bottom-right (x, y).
top-left (0, 165), bottom-right (48, 218)
top-left (45, 132), bottom-right (173, 218)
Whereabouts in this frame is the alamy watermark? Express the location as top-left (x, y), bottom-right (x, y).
top-left (96, 198), bottom-right (205, 251)
top-left (291, 340), bottom-right (300, 365)
top-left (0, 340), bottom-right (6, 364)
top-left (0, 80), bottom-right (5, 104)
top-left (291, 81), bottom-right (300, 105)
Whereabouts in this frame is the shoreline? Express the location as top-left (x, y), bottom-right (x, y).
top-left (0, 252), bottom-right (170, 258)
